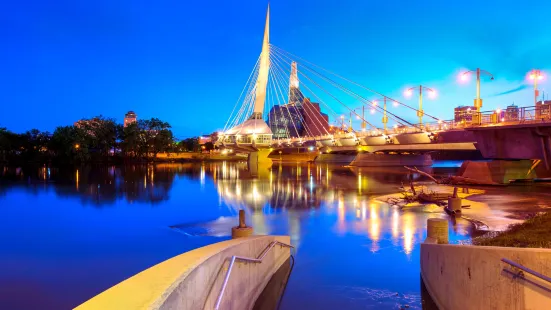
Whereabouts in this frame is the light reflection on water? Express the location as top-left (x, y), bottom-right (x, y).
top-left (0, 162), bottom-right (515, 309)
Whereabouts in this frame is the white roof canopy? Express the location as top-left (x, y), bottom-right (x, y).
top-left (224, 119), bottom-right (273, 135)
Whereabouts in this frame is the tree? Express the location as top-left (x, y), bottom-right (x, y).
top-left (181, 137), bottom-right (200, 152)
top-left (50, 125), bottom-right (83, 162)
top-left (140, 118), bottom-right (174, 159)
top-left (204, 141), bottom-right (215, 152)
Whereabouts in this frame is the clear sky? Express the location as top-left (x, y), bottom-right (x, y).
top-left (1, 0), bottom-right (551, 138)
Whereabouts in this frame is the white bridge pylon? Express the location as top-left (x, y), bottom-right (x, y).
top-left (218, 4), bottom-right (449, 153)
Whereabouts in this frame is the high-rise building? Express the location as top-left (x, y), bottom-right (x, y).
top-left (268, 62), bottom-right (329, 139)
top-left (454, 106), bottom-right (475, 123)
top-left (124, 111), bottom-right (137, 127)
top-left (536, 100), bottom-right (551, 120)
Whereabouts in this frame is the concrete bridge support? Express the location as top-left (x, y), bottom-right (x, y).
top-left (350, 153), bottom-right (433, 167)
top-left (248, 149), bottom-right (273, 176)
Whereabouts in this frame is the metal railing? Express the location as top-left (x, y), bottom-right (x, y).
top-left (214, 240), bottom-right (294, 310)
top-left (502, 258), bottom-right (551, 284)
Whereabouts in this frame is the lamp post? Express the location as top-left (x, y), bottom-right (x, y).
top-left (350, 107), bottom-right (364, 131)
top-left (529, 69), bottom-right (544, 106)
top-left (460, 68), bottom-right (494, 112)
top-left (371, 97), bottom-right (390, 133)
top-left (404, 85), bottom-right (436, 127)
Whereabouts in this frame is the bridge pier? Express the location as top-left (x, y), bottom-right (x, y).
top-left (457, 160), bottom-right (545, 183)
top-left (248, 149), bottom-right (273, 176)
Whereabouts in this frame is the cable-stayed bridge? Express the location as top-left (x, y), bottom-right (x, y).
top-left (216, 4), bottom-right (551, 178)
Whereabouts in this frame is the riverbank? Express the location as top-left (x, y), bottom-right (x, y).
top-left (472, 211), bottom-right (551, 248)
top-left (375, 184), bottom-right (529, 232)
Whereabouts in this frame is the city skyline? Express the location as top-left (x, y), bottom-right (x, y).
top-left (1, 0), bottom-right (551, 138)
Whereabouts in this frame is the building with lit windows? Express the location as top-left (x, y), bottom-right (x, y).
top-left (124, 111), bottom-right (137, 127)
top-left (268, 62), bottom-right (329, 138)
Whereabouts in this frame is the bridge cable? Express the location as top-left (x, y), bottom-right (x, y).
top-left (270, 57), bottom-right (317, 140)
top-left (223, 57), bottom-right (260, 132)
top-left (271, 48), bottom-right (415, 129)
top-left (270, 52), bottom-right (329, 140)
top-left (269, 51), bottom-right (332, 138)
top-left (271, 44), bottom-right (441, 122)
top-left (271, 50), bottom-right (380, 131)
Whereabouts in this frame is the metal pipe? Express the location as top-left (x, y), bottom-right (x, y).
top-left (501, 258), bottom-right (551, 284)
top-left (214, 241), bottom-right (294, 310)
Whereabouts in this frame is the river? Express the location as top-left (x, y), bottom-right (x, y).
top-left (1, 162), bottom-right (550, 309)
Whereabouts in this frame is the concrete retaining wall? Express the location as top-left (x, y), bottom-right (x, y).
top-left (314, 154), bottom-right (356, 164)
top-left (421, 242), bottom-right (551, 310)
top-left (350, 153), bottom-right (432, 167)
top-left (76, 235), bottom-right (290, 310)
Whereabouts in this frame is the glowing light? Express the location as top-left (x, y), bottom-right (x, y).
top-left (529, 74), bottom-right (535, 80)
top-left (501, 118), bottom-right (505, 122)
top-left (340, 115), bottom-right (344, 119)
top-left (460, 73), bottom-right (469, 82)
top-left (438, 120), bottom-right (443, 124)
top-left (75, 169), bottom-right (79, 191)
top-left (308, 146), bottom-right (314, 151)
top-left (394, 124), bottom-right (398, 129)
top-left (391, 209), bottom-right (399, 244)
top-left (429, 90), bottom-right (437, 99)
top-left (370, 108), bottom-right (375, 114)
top-left (356, 115), bottom-right (361, 120)
top-left (393, 101), bottom-right (399, 107)
top-left (496, 109), bottom-right (501, 114)
top-left (372, 100), bottom-right (378, 106)
top-left (467, 107), bottom-right (471, 112)
top-left (404, 89), bottom-right (413, 97)
top-left (538, 75), bottom-right (544, 80)
top-left (402, 213), bottom-right (415, 256)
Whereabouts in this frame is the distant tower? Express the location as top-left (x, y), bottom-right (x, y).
top-left (288, 61), bottom-right (304, 104)
top-left (290, 61), bottom-right (299, 88)
top-left (124, 111), bottom-right (137, 127)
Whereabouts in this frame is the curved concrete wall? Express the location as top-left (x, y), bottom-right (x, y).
top-left (421, 242), bottom-right (551, 310)
top-left (76, 235), bottom-right (290, 310)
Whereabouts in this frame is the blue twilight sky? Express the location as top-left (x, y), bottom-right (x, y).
top-left (1, 0), bottom-right (551, 138)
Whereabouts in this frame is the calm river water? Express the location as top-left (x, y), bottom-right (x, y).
top-left (1, 162), bottom-right (550, 309)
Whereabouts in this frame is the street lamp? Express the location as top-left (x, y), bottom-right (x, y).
top-left (371, 97), bottom-right (392, 133)
top-left (460, 68), bottom-right (494, 112)
top-left (350, 107), bottom-right (364, 131)
top-left (404, 85), bottom-right (436, 126)
top-left (528, 69), bottom-right (544, 106)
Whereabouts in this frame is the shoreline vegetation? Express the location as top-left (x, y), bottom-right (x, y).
top-left (472, 211), bottom-right (551, 248)
top-left (0, 116), bottom-right (218, 165)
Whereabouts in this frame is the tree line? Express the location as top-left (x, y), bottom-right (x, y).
top-left (0, 116), bottom-right (209, 164)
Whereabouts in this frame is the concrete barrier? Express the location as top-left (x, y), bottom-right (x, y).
top-left (350, 153), bottom-right (433, 167)
top-left (75, 235), bottom-right (291, 310)
top-left (314, 154), bottom-right (356, 164)
top-left (421, 242), bottom-right (551, 310)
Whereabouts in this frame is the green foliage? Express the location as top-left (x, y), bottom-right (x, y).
top-left (180, 137), bottom-right (200, 152)
top-left (0, 116), bottom-right (176, 163)
top-left (472, 211), bottom-right (551, 248)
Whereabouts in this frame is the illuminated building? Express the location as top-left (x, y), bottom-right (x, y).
top-left (268, 62), bottom-right (329, 138)
top-left (454, 106), bottom-right (475, 123)
top-left (536, 100), bottom-right (551, 120)
top-left (198, 136), bottom-right (212, 145)
top-left (124, 111), bottom-right (137, 127)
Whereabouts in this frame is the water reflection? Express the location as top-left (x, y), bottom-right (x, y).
top-left (1, 161), bottom-right (533, 310)
top-left (207, 162), bottom-right (475, 257)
